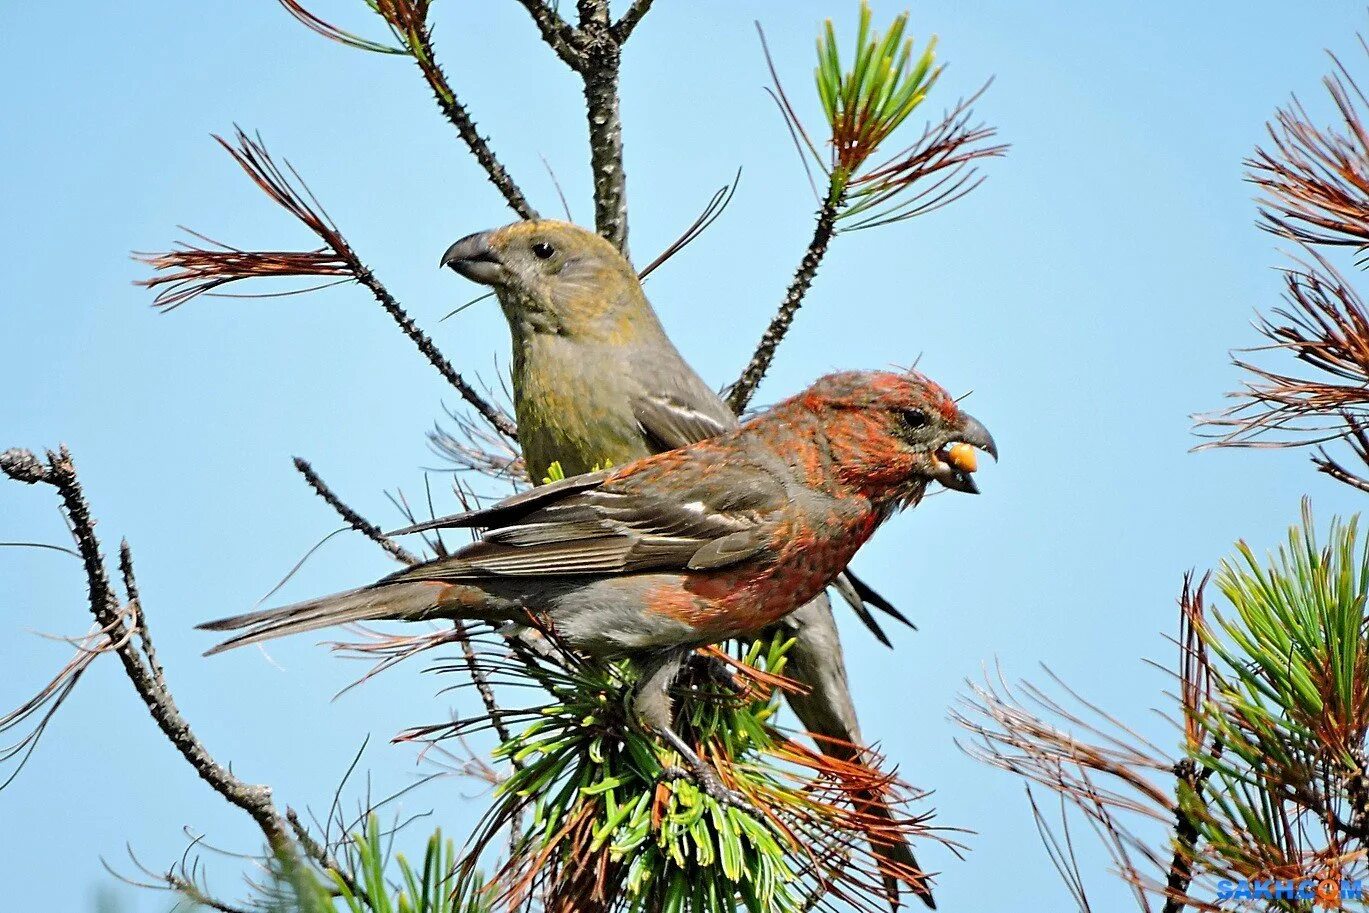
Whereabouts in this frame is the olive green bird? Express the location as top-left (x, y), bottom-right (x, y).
top-left (441, 220), bottom-right (932, 909)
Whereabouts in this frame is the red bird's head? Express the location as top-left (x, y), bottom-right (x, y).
top-left (790, 370), bottom-right (998, 505)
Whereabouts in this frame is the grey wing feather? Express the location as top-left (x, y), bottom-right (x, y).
top-left (632, 390), bottom-right (738, 452)
top-left (387, 470), bottom-right (610, 536)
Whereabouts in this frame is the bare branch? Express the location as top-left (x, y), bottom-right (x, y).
top-left (292, 458), bottom-right (419, 565)
top-left (579, 38), bottom-right (630, 253)
top-left (502, 1), bottom-right (635, 252)
top-left (513, 0), bottom-right (585, 69)
top-left (612, 0), bottom-right (655, 43)
top-left (575, 0), bottom-right (610, 28)
top-left (1, 447), bottom-right (295, 855)
top-left (726, 193), bottom-right (843, 413)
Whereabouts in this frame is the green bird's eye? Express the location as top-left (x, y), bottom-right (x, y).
top-left (532, 241), bottom-right (555, 260)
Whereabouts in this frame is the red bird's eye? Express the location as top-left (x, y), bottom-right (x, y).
top-left (901, 409), bottom-right (928, 430)
top-left (532, 242), bottom-right (555, 260)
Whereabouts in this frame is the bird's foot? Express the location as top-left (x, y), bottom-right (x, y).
top-left (660, 762), bottom-right (759, 817)
top-left (694, 653), bottom-right (740, 693)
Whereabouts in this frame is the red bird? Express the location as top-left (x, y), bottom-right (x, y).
top-left (201, 369), bottom-right (994, 818)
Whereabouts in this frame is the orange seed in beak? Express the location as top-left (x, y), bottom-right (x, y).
top-left (947, 442), bottom-right (978, 473)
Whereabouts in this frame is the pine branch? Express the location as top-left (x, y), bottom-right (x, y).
top-left (138, 129), bottom-right (518, 443)
top-left (387, 2), bottom-right (539, 219)
top-left (729, 9), bottom-right (1003, 413)
top-left (278, 1), bottom-right (537, 219)
top-left (727, 192), bottom-right (843, 413)
top-left (292, 457), bottom-right (418, 565)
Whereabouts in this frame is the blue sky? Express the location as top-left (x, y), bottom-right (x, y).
top-left (4, 1), bottom-right (1368, 910)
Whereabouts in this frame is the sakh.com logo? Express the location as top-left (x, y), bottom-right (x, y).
top-left (1216, 872), bottom-right (1363, 909)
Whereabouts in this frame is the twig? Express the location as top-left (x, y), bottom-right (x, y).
top-left (293, 458), bottom-right (419, 565)
top-left (277, 1), bottom-right (536, 218)
top-left (1315, 447), bottom-right (1369, 492)
top-left (350, 264), bottom-right (519, 441)
top-left (1, 447), bottom-right (295, 856)
top-left (612, 0), bottom-right (655, 43)
top-left (391, 2), bottom-right (538, 219)
top-left (512, 0), bottom-right (585, 69)
top-left (727, 192), bottom-right (843, 413)
top-left (1160, 759), bottom-right (1206, 913)
top-left (166, 876), bottom-right (254, 913)
top-left (286, 807), bottom-right (368, 902)
top-left (454, 626), bottom-right (514, 749)
top-left (119, 540), bottom-right (165, 691)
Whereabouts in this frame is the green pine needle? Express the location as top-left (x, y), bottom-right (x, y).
top-left (813, 2), bottom-right (942, 180)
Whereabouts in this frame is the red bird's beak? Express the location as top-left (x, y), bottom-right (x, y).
top-left (932, 413), bottom-right (997, 494)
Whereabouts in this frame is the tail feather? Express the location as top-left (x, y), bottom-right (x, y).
top-left (198, 582), bottom-right (449, 655)
top-left (858, 782), bottom-right (936, 910)
top-left (777, 599), bottom-right (933, 909)
top-left (822, 738), bottom-right (936, 910)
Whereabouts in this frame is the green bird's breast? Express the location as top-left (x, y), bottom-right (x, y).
top-left (512, 335), bottom-right (653, 484)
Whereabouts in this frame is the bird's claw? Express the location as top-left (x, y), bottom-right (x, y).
top-left (694, 654), bottom-right (740, 693)
top-left (660, 764), bottom-right (758, 817)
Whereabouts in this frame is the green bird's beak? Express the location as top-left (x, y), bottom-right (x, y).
top-left (441, 231), bottom-right (505, 286)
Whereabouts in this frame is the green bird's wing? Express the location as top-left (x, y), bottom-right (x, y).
top-left (632, 390), bottom-right (737, 452)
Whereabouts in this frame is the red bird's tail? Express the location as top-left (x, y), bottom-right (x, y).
top-left (198, 581), bottom-right (466, 655)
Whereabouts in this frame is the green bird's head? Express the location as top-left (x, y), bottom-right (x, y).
top-left (441, 219), bottom-right (653, 342)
